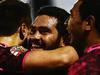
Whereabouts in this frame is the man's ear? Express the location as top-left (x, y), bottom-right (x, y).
top-left (19, 23), bottom-right (29, 40)
top-left (82, 15), bottom-right (95, 31)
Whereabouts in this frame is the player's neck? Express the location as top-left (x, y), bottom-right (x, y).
top-left (0, 33), bottom-right (21, 47)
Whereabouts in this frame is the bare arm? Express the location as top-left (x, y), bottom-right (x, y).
top-left (22, 46), bottom-right (79, 70)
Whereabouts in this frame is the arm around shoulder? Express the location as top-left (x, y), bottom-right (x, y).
top-left (22, 46), bottom-right (79, 70)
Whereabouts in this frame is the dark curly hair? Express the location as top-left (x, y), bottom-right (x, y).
top-left (0, 0), bottom-right (32, 35)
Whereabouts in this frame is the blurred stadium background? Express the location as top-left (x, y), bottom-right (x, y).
top-left (20, 0), bottom-right (77, 20)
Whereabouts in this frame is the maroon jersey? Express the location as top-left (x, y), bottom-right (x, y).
top-left (0, 44), bottom-right (28, 72)
top-left (68, 43), bottom-right (100, 75)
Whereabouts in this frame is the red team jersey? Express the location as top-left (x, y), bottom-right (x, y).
top-left (68, 44), bottom-right (100, 75)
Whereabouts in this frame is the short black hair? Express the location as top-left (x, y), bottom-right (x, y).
top-left (36, 6), bottom-right (69, 37)
top-left (79, 0), bottom-right (100, 34)
top-left (0, 0), bottom-right (31, 35)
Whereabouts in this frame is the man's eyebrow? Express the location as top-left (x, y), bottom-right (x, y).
top-left (39, 27), bottom-right (50, 30)
top-left (39, 27), bottom-right (51, 32)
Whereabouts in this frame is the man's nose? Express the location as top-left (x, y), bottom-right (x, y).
top-left (33, 31), bottom-right (42, 39)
